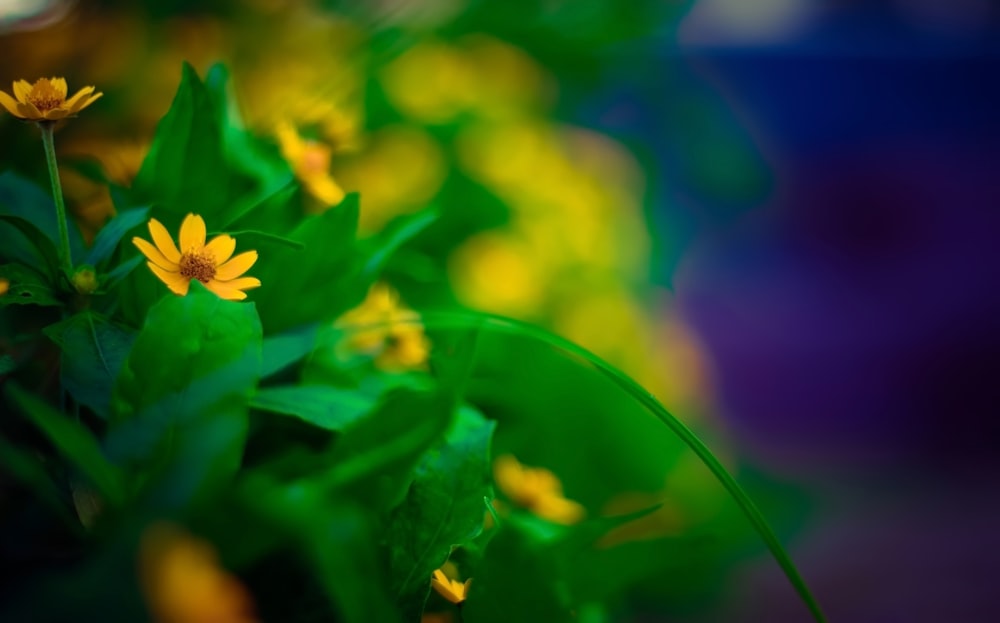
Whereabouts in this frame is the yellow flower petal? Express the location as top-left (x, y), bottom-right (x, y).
top-left (214, 276), bottom-right (261, 291)
top-left (63, 86), bottom-right (94, 110)
top-left (133, 237), bottom-right (178, 271)
top-left (147, 262), bottom-right (190, 296)
top-left (203, 234), bottom-right (236, 265)
top-left (148, 218), bottom-right (181, 263)
top-left (214, 251), bottom-right (257, 281)
top-left (71, 92), bottom-right (103, 114)
top-left (204, 280), bottom-right (248, 301)
top-left (51, 77), bottom-right (67, 99)
top-left (0, 90), bottom-right (20, 117)
top-left (12, 80), bottom-right (31, 103)
top-left (179, 213), bottom-right (206, 252)
top-left (16, 101), bottom-right (41, 120)
top-left (43, 108), bottom-right (70, 120)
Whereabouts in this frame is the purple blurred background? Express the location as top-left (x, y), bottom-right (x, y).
top-left (585, 1), bottom-right (1000, 620)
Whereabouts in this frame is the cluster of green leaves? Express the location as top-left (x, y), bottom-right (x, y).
top-left (0, 63), bottom-right (825, 623)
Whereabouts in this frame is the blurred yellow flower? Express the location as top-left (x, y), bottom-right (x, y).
top-left (493, 454), bottom-right (585, 525)
top-left (132, 214), bottom-right (260, 301)
top-left (275, 121), bottom-right (346, 209)
top-left (430, 567), bottom-right (471, 605)
top-left (0, 78), bottom-right (102, 121)
top-left (421, 613), bottom-right (454, 623)
top-left (336, 282), bottom-right (430, 371)
top-left (0, 278), bottom-right (8, 296)
top-left (139, 522), bottom-right (258, 623)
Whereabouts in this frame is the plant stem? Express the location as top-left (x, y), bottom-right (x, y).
top-left (39, 122), bottom-right (72, 275)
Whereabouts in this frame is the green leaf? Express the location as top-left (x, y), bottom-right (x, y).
top-left (361, 208), bottom-right (439, 279)
top-left (253, 194), bottom-right (365, 334)
top-left (107, 281), bottom-right (262, 509)
top-left (251, 385), bottom-right (376, 430)
top-left (0, 171), bottom-right (86, 266)
top-left (0, 214), bottom-right (61, 280)
top-left (420, 311), bottom-right (828, 623)
top-left (4, 383), bottom-right (125, 507)
top-left (260, 324), bottom-right (320, 378)
top-left (240, 477), bottom-right (402, 623)
top-left (128, 63), bottom-right (292, 231)
top-left (44, 311), bottom-right (135, 419)
top-left (217, 229), bottom-right (305, 251)
top-left (0, 263), bottom-right (60, 307)
top-left (462, 521), bottom-right (575, 623)
top-left (320, 387), bottom-right (454, 510)
top-left (386, 405), bottom-right (496, 620)
top-left (85, 206), bottom-right (150, 266)
top-left (101, 255), bottom-right (144, 290)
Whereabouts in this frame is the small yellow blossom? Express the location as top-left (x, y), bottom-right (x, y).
top-left (139, 522), bottom-right (258, 623)
top-left (275, 120), bottom-right (346, 209)
top-left (493, 455), bottom-right (585, 525)
top-left (0, 77), bottom-right (102, 121)
top-left (132, 214), bottom-right (260, 301)
top-left (0, 278), bottom-right (8, 296)
top-left (336, 282), bottom-right (430, 371)
top-left (430, 566), bottom-right (471, 605)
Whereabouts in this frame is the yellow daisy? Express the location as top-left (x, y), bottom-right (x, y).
top-left (0, 77), bottom-right (102, 121)
top-left (132, 214), bottom-right (260, 301)
top-left (430, 567), bottom-right (471, 605)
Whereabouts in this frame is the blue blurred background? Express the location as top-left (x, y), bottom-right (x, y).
top-left (583, 1), bottom-right (1000, 620)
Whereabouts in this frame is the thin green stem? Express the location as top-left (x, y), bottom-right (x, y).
top-left (39, 122), bottom-right (72, 275)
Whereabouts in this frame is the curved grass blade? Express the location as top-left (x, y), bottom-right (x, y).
top-left (379, 310), bottom-right (828, 623)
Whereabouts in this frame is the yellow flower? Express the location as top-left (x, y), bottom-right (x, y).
top-left (0, 278), bottom-right (8, 296)
top-left (493, 455), bottom-right (585, 525)
top-left (132, 214), bottom-right (260, 301)
top-left (430, 567), bottom-right (471, 605)
top-left (275, 120), bottom-right (346, 209)
top-left (0, 77), bottom-right (102, 121)
top-left (336, 282), bottom-right (430, 371)
top-left (139, 522), bottom-right (258, 623)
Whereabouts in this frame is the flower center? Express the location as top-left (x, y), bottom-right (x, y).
top-left (28, 80), bottom-right (64, 112)
top-left (178, 252), bottom-right (216, 283)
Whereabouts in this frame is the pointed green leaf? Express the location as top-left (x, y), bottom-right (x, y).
top-left (85, 206), bottom-right (150, 266)
top-left (251, 385), bottom-right (376, 430)
top-left (320, 387), bottom-right (454, 510)
top-left (387, 405), bottom-right (496, 620)
top-left (44, 311), bottom-right (135, 419)
top-left (0, 171), bottom-right (85, 266)
top-left (253, 193), bottom-right (365, 333)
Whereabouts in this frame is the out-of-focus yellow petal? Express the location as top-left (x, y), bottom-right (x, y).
top-left (204, 280), bottom-right (248, 301)
top-left (71, 92), bottom-right (103, 114)
top-left (216, 276), bottom-right (261, 291)
top-left (214, 251), bottom-right (257, 281)
top-left (178, 213), bottom-right (206, 252)
top-left (133, 237), bottom-right (178, 271)
top-left (0, 91), bottom-right (21, 117)
top-left (16, 101), bottom-right (41, 120)
top-left (12, 80), bottom-right (31, 103)
top-left (43, 108), bottom-right (70, 120)
top-left (63, 86), bottom-right (95, 110)
top-left (147, 262), bottom-right (190, 296)
top-left (148, 218), bottom-right (181, 263)
top-left (51, 77), bottom-right (68, 99)
top-left (204, 234), bottom-right (236, 265)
